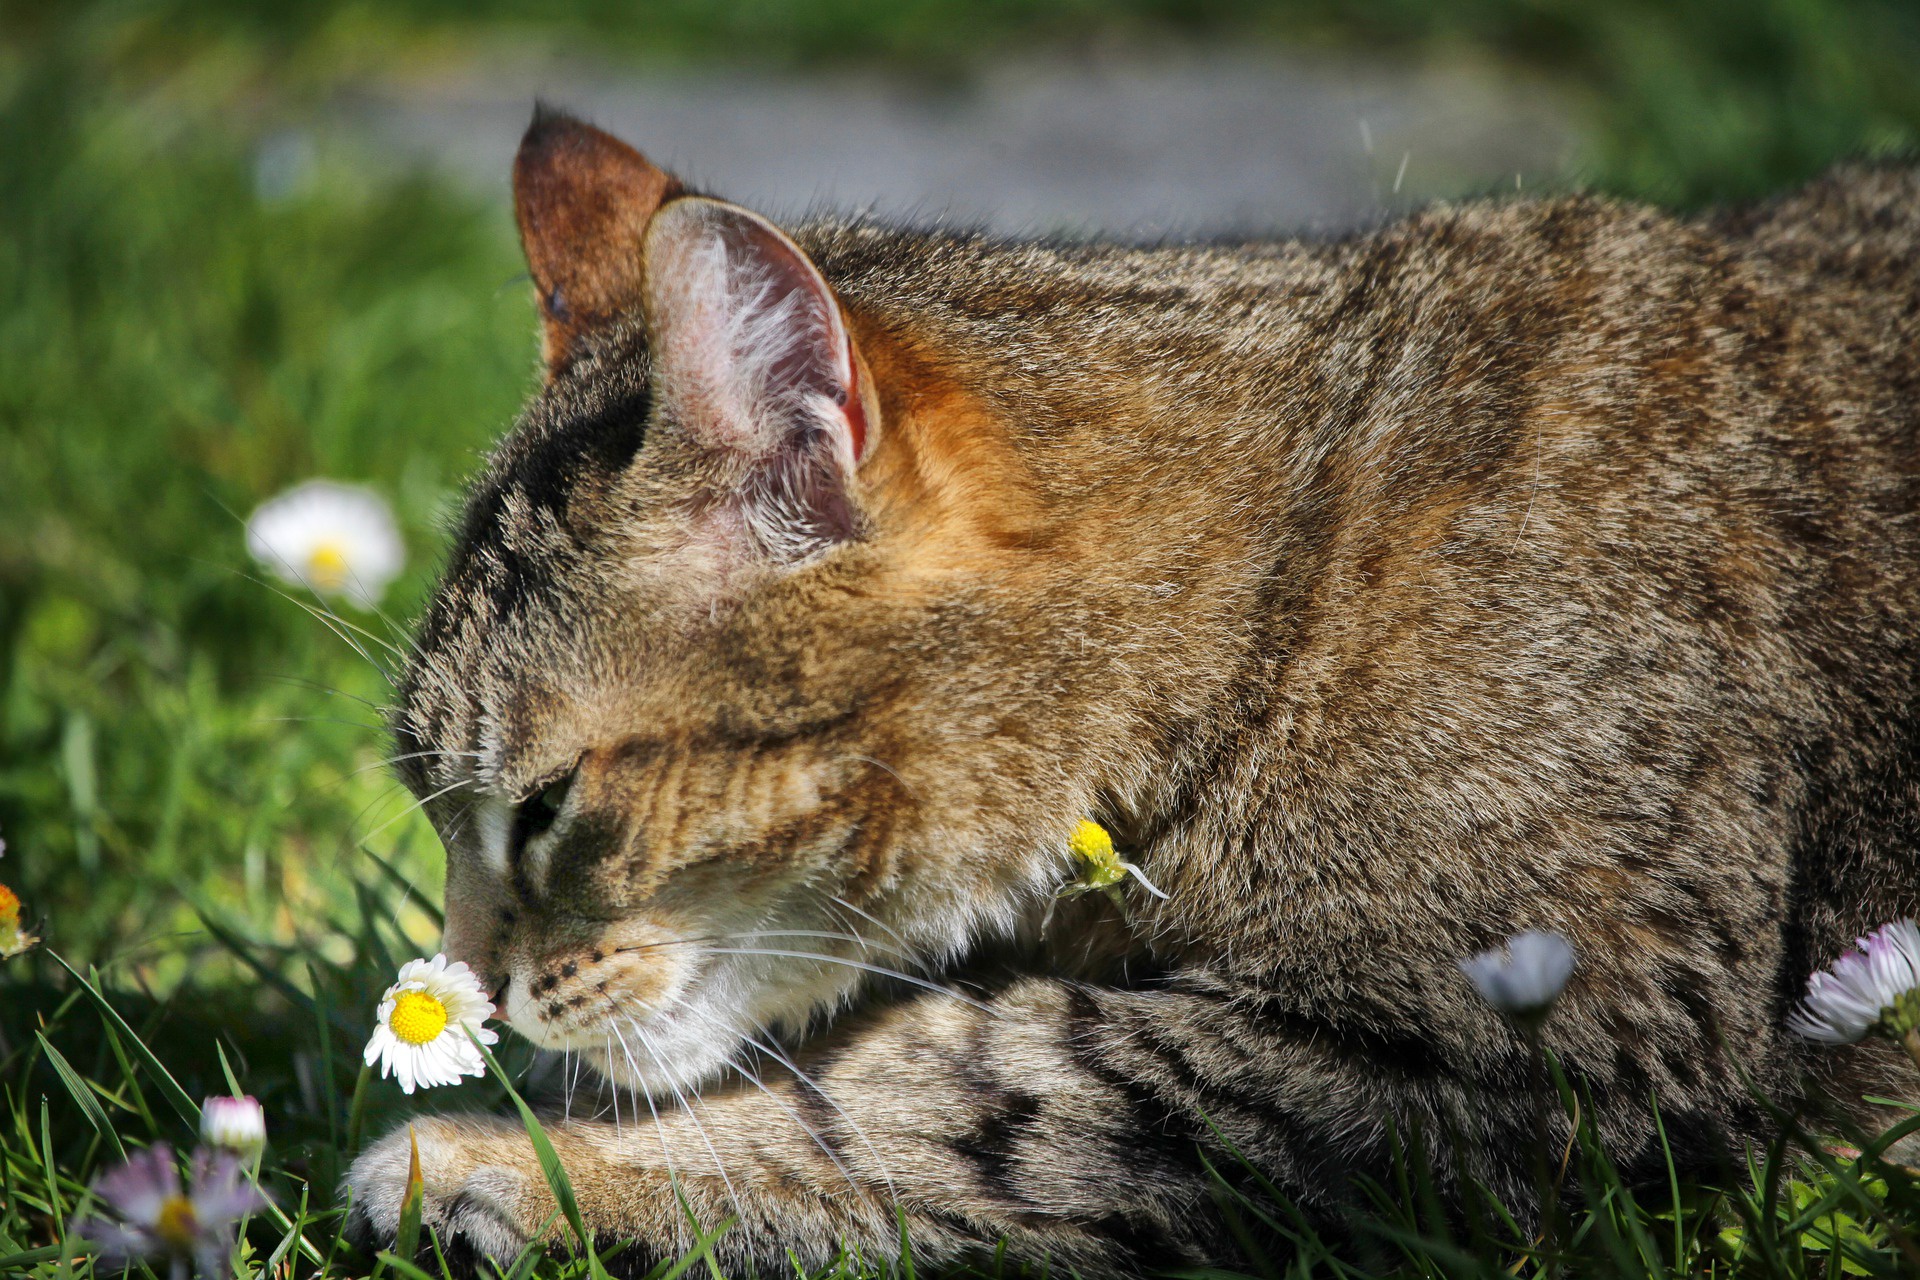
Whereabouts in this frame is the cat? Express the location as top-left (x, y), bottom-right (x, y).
top-left (345, 107), bottom-right (1920, 1273)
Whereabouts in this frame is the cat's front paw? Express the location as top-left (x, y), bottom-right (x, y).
top-left (345, 1115), bottom-right (556, 1266)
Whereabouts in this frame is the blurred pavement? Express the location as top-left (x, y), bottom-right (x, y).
top-left (342, 50), bottom-right (1576, 239)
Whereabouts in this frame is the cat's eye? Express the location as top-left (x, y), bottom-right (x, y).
top-left (515, 771), bottom-right (573, 846)
top-left (538, 774), bottom-right (570, 816)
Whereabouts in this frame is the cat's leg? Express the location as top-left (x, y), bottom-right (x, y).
top-left (346, 973), bottom-right (1503, 1274)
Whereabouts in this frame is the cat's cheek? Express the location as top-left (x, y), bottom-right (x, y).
top-left (593, 917), bottom-right (699, 1012)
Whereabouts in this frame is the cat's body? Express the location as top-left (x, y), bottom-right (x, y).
top-left (348, 114), bottom-right (1920, 1274)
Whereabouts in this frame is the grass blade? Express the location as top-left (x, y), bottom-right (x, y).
top-left (33, 1033), bottom-right (126, 1160)
top-left (469, 1029), bottom-right (613, 1280)
top-left (47, 950), bottom-right (199, 1131)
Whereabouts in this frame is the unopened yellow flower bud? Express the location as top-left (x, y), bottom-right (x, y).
top-left (0, 883), bottom-right (38, 960)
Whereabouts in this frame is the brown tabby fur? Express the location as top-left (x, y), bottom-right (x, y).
top-left (346, 109), bottom-right (1920, 1274)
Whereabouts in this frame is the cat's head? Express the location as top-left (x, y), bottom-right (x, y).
top-left (391, 111), bottom-right (1138, 1091)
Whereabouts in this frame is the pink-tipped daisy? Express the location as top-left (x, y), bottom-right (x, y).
top-left (72, 1144), bottom-right (267, 1279)
top-left (1789, 918), bottom-right (1920, 1046)
top-left (200, 1096), bottom-right (267, 1160)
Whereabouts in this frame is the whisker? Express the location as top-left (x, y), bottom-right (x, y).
top-left (844, 754), bottom-right (917, 800)
top-left (713, 1047), bottom-right (868, 1205)
top-left (257, 715), bottom-right (389, 732)
top-left (354, 775), bottom-right (475, 847)
top-left (263, 674), bottom-right (387, 712)
top-left (357, 591), bottom-right (424, 665)
top-left (682, 1004), bottom-right (895, 1199)
top-left (276, 570), bottom-right (411, 665)
top-left (333, 749), bottom-right (484, 785)
top-left (372, 790), bottom-right (470, 940)
top-left (277, 587), bottom-right (400, 683)
top-left (199, 506), bottom-right (400, 684)
top-left (629, 1019), bottom-right (742, 1228)
top-left (605, 1028), bottom-right (622, 1138)
top-left (699, 948), bottom-right (996, 1014)
top-left (827, 895), bottom-right (916, 956)
top-left (609, 929), bottom-right (915, 959)
top-left (611, 1020), bottom-right (686, 1241)
top-left (566, 1045), bottom-right (587, 1125)
top-left (745, 1015), bottom-right (897, 1195)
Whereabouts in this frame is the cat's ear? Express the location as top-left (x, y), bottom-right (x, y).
top-left (641, 196), bottom-right (874, 562)
top-left (513, 107), bottom-right (682, 374)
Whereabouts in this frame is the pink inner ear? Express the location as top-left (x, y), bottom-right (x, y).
top-left (644, 198), bottom-right (866, 561)
top-left (842, 333), bottom-right (868, 462)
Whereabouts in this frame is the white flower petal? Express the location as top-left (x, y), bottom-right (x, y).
top-left (200, 1096), bottom-right (267, 1157)
top-left (1790, 919), bottom-right (1920, 1044)
top-left (1459, 930), bottom-right (1576, 1018)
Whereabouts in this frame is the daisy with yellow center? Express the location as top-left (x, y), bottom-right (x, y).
top-left (72, 1144), bottom-right (267, 1277)
top-left (245, 479), bottom-right (404, 608)
top-left (305, 540), bottom-right (353, 592)
top-left (364, 954), bottom-right (498, 1095)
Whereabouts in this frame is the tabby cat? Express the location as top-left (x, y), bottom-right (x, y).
top-left (345, 109), bottom-right (1920, 1272)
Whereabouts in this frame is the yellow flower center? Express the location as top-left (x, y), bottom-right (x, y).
top-left (1067, 819), bottom-right (1127, 890)
top-left (390, 990), bottom-right (449, 1046)
top-left (154, 1195), bottom-right (199, 1252)
top-left (306, 540), bottom-right (351, 591)
top-left (1068, 819), bottom-right (1115, 863)
top-left (0, 884), bottom-right (18, 930)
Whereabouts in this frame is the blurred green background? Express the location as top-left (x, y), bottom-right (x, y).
top-left (1, 0), bottom-right (1917, 988)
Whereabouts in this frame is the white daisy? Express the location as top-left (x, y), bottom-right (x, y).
top-left (1459, 929), bottom-right (1577, 1021)
top-left (200, 1096), bottom-right (267, 1160)
top-left (364, 955), bottom-right (498, 1095)
top-left (245, 479), bottom-right (404, 607)
top-left (72, 1144), bottom-right (268, 1280)
top-left (1789, 918), bottom-right (1920, 1045)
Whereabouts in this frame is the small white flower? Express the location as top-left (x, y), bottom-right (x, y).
top-left (1789, 919), bottom-right (1920, 1045)
top-left (364, 954), bottom-right (498, 1095)
top-left (245, 479), bottom-right (404, 607)
top-left (200, 1096), bottom-right (267, 1159)
top-left (1459, 929), bottom-right (1577, 1020)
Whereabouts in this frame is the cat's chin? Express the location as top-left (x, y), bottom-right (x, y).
top-left (552, 945), bottom-right (865, 1101)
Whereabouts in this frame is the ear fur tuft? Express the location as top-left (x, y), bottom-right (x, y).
top-left (642, 198), bottom-right (872, 564)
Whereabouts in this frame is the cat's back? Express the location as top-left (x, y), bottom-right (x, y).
top-left (1715, 159), bottom-right (1920, 295)
top-left (800, 161), bottom-right (1919, 476)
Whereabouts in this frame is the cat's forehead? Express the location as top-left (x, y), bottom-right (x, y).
top-left (398, 350), bottom-right (661, 773)
top-left (436, 380), bottom-right (643, 616)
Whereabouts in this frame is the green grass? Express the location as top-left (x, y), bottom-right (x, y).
top-left (2, 2), bottom-right (1919, 1276)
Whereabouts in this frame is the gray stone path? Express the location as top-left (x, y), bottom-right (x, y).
top-left (341, 49), bottom-right (1576, 239)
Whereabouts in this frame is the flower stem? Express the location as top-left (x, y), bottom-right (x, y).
top-left (1527, 1029), bottom-right (1560, 1279)
top-left (1902, 1028), bottom-right (1920, 1074)
top-left (344, 1060), bottom-right (374, 1159)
